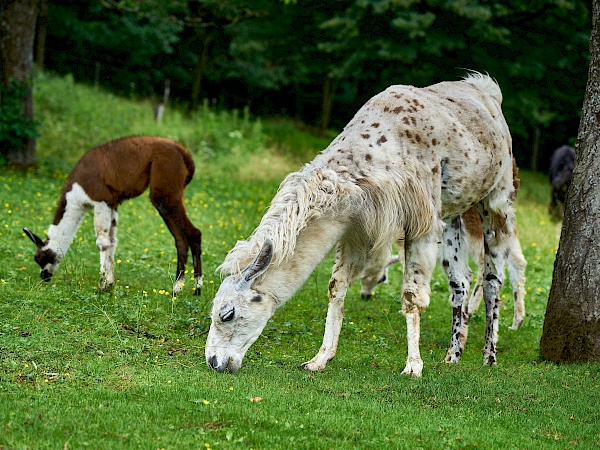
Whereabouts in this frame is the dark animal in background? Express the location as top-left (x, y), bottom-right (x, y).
top-left (24, 136), bottom-right (203, 295)
top-left (548, 145), bottom-right (575, 221)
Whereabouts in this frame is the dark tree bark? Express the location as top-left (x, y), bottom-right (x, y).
top-left (190, 30), bottom-right (213, 109)
top-left (34, 0), bottom-right (48, 67)
top-left (540, 0), bottom-right (600, 362)
top-left (0, 0), bottom-right (39, 165)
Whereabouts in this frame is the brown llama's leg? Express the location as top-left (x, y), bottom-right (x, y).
top-left (94, 203), bottom-right (118, 292)
top-left (158, 204), bottom-right (201, 295)
top-left (151, 193), bottom-right (191, 295)
top-left (187, 225), bottom-right (203, 295)
top-left (148, 153), bottom-right (202, 295)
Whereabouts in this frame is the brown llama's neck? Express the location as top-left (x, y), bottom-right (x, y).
top-left (46, 183), bottom-right (93, 260)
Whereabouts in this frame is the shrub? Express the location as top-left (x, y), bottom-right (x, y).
top-left (0, 79), bottom-right (40, 156)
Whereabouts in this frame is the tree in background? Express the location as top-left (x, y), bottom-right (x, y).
top-left (0, 0), bottom-right (40, 165)
top-left (225, 0), bottom-right (589, 162)
top-left (310, 0), bottom-right (590, 166)
top-left (182, 0), bottom-right (262, 109)
top-left (44, 0), bottom-right (184, 94)
top-left (34, 0), bottom-right (591, 169)
top-left (540, 0), bottom-right (600, 363)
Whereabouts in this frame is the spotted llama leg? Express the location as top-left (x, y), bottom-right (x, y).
top-left (439, 216), bottom-right (472, 363)
top-left (478, 202), bottom-right (511, 366)
top-left (303, 244), bottom-right (360, 371)
top-left (401, 231), bottom-right (439, 377)
top-left (507, 233), bottom-right (527, 330)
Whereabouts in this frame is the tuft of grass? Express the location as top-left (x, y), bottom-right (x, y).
top-left (1, 73), bottom-right (598, 449)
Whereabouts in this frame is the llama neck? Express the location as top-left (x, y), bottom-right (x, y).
top-left (46, 183), bottom-right (92, 260)
top-left (255, 217), bottom-right (347, 305)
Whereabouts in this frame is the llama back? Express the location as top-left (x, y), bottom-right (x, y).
top-left (311, 72), bottom-right (512, 220)
top-left (101, 135), bottom-right (196, 185)
top-left (72, 136), bottom-right (193, 202)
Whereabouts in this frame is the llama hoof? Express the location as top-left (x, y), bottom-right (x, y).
top-left (483, 354), bottom-right (498, 366)
top-left (301, 361), bottom-right (325, 372)
top-left (444, 351), bottom-right (461, 364)
top-left (301, 358), bottom-right (328, 372)
top-left (401, 358), bottom-right (423, 377)
top-left (194, 278), bottom-right (203, 296)
top-left (173, 279), bottom-right (185, 295)
top-left (97, 283), bottom-right (114, 294)
top-left (509, 319), bottom-right (523, 330)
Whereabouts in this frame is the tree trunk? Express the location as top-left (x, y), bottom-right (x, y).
top-left (540, 0), bottom-right (600, 362)
top-left (191, 31), bottom-right (213, 109)
top-left (0, 0), bottom-right (39, 165)
top-left (34, 0), bottom-right (48, 67)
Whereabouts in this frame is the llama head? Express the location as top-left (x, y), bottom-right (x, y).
top-left (205, 239), bottom-right (276, 373)
top-left (23, 227), bottom-right (60, 282)
top-left (359, 253), bottom-right (401, 299)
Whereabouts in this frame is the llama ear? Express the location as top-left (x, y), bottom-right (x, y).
top-left (23, 228), bottom-right (44, 248)
top-left (236, 239), bottom-right (274, 291)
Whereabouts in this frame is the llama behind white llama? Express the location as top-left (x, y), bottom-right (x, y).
top-left (24, 135), bottom-right (203, 295)
top-left (360, 159), bottom-right (527, 331)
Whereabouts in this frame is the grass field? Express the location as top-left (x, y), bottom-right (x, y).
top-left (1, 73), bottom-right (599, 449)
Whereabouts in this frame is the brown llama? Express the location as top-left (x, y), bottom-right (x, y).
top-left (24, 136), bottom-right (203, 295)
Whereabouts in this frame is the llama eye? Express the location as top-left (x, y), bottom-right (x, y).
top-left (220, 308), bottom-right (235, 322)
top-left (251, 294), bottom-right (262, 303)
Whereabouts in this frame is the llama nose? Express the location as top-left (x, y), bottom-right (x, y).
top-left (208, 355), bottom-right (228, 373)
top-left (40, 270), bottom-right (52, 282)
top-left (208, 355), bottom-right (219, 369)
top-left (361, 292), bottom-right (373, 300)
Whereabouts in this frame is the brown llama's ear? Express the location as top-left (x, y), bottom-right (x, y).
top-left (23, 228), bottom-right (44, 248)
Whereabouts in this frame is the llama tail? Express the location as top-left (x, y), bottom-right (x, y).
top-left (178, 143), bottom-right (196, 185)
top-left (184, 155), bottom-right (195, 186)
top-left (463, 71), bottom-right (503, 105)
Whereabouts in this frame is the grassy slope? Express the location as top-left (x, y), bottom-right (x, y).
top-left (1, 74), bottom-right (599, 449)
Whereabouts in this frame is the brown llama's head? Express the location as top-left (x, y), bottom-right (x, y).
top-left (23, 228), bottom-right (60, 282)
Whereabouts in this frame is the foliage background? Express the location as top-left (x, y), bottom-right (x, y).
top-left (41, 0), bottom-right (590, 171)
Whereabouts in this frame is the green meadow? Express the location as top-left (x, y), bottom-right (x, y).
top-left (1, 73), bottom-right (599, 449)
